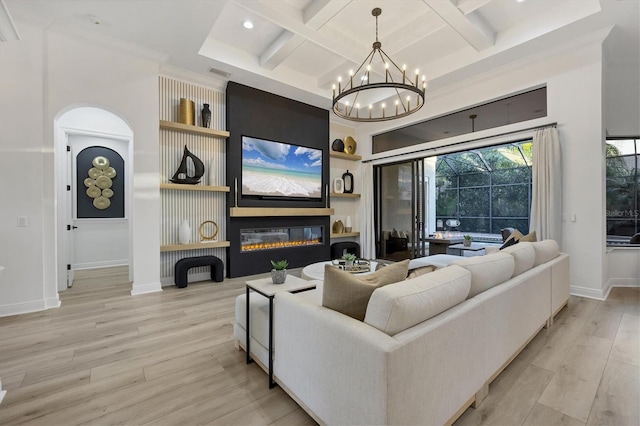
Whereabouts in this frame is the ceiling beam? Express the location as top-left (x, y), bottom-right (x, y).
top-left (258, 0), bottom-right (350, 70)
top-left (259, 30), bottom-right (305, 70)
top-left (423, 0), bottom-right (494, 51)
top-left (233, 0), bottom-right (366, 65)
top-left (303, 0), bottom-right (351, 31)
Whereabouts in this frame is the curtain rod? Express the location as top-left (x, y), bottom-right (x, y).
top-left (362, 122), bottom-right (558, 163)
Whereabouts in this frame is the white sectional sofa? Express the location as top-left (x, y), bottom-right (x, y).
top-left (234, 240), bottom-right (569, 425)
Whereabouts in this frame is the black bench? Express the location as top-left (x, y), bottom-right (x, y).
top-left (174, 255), bottom-right (224, 288)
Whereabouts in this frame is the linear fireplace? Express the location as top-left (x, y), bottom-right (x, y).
top-left (228, 216), bottom-right (331, 278)
top-left (241, 226), bottom-right (323, 252)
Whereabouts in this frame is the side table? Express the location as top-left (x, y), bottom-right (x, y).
top-left (245, 275), bottom-right (316, 388)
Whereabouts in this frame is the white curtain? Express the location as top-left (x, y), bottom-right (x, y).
top-left (359, 162), bottom-right (376, 259)
top-left (530, 126), bottom-right (562, 244)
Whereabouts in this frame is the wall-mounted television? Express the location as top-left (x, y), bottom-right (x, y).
top-left (241, 135), bottom-right (323, 200)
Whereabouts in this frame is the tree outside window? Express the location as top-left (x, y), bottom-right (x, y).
top-left (435, 140), bottom-right (532, 235)
top-left (606, 138), bottom-right (639, 244)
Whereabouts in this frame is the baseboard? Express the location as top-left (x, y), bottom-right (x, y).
top-left (570, 285), bottom-right (607, 300)
top-left (74, 260), bottom-right (128, 270)
top-left (44, 295), bottom-right (61, 310)
top-left (130, 281), bottom-right (163, 296)
top-left (0, 299), bottom-right (47, 317)
top-left (607, 278), bottom-right (640, 288)
top-left (571, 282), bottom-right (639, 301)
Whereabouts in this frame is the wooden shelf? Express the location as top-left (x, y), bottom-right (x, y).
top-left (160, 241), bottom-right (230, 252)
top-left (230, 207), bottom-right (334, 217)
top-left (331, 231), bottom-right (360, 238)
top-left (330, 151), bottom-right (362, 161)
top-left (160, 120), bottom-right (230, 138)
top-left (160, 182), bottom-right (230, 192)
top-left (330, 192), bottom-right (361, 198)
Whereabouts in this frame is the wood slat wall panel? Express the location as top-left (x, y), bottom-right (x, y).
top-left (159, 76), bottom-right (227, 279)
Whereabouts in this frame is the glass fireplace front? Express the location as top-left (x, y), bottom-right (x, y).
top-left (240, 226), bottom-right (323, 252)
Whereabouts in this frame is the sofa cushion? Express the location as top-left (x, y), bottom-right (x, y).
top-left (364, 265), bottom-right (471, 336)
top-left (532, 240), bottom-right (560, 267)
top-left (501, 242), bottom-right (535, 277)
top-left (452, 252), bottom-right (515, 298)
top-left (322, 259), bottom-right (410, 321)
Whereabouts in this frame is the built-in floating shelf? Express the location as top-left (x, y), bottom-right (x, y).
top-left (160, 182), bottom-right (230, 192)
top-left (160, 241), bottom-right (230, 252)
top-left (330, 192), bottom-right (361, 198)
top-left (159, 120), bottom-right (230, 138)
top-left (331, 231), bottom-right (360, 238)
top-left (230, 207), bottom-right (334, 217)
top-left (330, 151), bottom-right (362, 161)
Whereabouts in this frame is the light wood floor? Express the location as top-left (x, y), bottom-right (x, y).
top-left (0, 267), bottom-right (638, 425)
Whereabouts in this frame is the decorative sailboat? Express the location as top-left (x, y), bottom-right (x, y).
top-left (170, 145), bottom-right (205, 184)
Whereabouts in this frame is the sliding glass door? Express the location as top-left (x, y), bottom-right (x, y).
top-left (374, 159), bottom-right (427, 260)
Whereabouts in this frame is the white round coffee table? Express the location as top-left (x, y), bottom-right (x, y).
top-left (301, 260), bottom-right (378, 281)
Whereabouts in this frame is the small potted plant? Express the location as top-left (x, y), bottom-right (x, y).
top-left (270, 259), bottom-right (288, 284)
top-left (342, 253), bottom-right (357, 269)
top-left (463, 235), bottom-right (472, 247)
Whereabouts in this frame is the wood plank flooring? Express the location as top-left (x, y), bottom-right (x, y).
top-left (0, 266), bottom-right (638, 425)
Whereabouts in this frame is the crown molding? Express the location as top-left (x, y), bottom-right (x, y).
top-left (0, 0), bottom-right (20, 41)
top-left (160, 64), bottom-right (228, 91)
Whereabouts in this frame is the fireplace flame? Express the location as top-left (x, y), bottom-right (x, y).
top-left (241, 239), bottom-right (321, 252)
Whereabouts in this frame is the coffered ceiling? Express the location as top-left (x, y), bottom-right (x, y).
top-left (4, 0), bottom-right (639, 118)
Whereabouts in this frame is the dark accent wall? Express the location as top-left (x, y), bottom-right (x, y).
top-left (226, 82), bottom-right (329, 208)
top-left (225, 82), bottom-right (331, 277)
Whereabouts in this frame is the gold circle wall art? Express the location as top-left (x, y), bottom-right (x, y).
top-left (199, 220), bottom-right (219, 242)
top-left (85, 156), bottom-right (117, 210)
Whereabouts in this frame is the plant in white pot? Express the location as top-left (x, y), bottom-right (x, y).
top-left (342, 253), bottom-right (357, 269)
top-left (270, 259), bottom-right (288, 284)
top-left (463, 235), bottom-right (472, 247)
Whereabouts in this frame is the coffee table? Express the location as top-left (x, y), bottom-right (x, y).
top-left (245, 275), bottom-right (316, 388)
top-left (448, 242), bottom-right (499, 256)
top-left (301, 260), bottom-right (378, 281)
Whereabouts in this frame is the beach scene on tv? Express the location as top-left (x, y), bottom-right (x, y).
top-left (242, 136), bottom-right (323, 199)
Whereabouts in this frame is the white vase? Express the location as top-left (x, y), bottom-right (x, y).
top-left (208, 160), bottom-right (216, 186)
top-left (179, 220), bottom-right (191, 244)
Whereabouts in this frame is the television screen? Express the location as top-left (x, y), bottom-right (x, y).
top-left (241, 136), bottom-right (323, 199)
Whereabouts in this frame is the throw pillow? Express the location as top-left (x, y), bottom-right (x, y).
top-left (499, 236), bottom-right (519, 250)
top-left (322, 259), bottom-right (410, 321)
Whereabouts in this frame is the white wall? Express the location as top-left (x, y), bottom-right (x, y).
top-left (0, 21), bottom-right (162, 316)
top-left (353, 30), bottom-right (623, 299)
top-left (0, 23), bottom-right (50, 315)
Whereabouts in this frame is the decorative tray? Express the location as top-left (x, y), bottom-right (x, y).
top-left (331, 259), bottom-right (371, 274)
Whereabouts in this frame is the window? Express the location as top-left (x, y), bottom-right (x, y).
top-left (435, 141), bottom-right (533, 235)
top-left (372, 87), bottom-right (546, 154)
top-left (606, 138), bottom-right (639, 245)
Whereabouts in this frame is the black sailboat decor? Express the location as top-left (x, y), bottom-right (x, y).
top-left (170, 145), bottom-right (205, 184)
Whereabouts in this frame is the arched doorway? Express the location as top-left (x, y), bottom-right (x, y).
top-left (54, 107), bottom-right (134, 292)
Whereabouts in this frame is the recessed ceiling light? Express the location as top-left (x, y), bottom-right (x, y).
top-left (516, 0), bottom-right (525, 3)
top-left (243, 20), bottom-right (253, 29)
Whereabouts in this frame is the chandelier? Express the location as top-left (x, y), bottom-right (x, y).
top-left (332, 7), bottom-right (426, 123)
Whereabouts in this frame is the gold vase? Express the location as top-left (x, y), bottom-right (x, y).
top-left (178, 98), bottom-right (195, 125)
